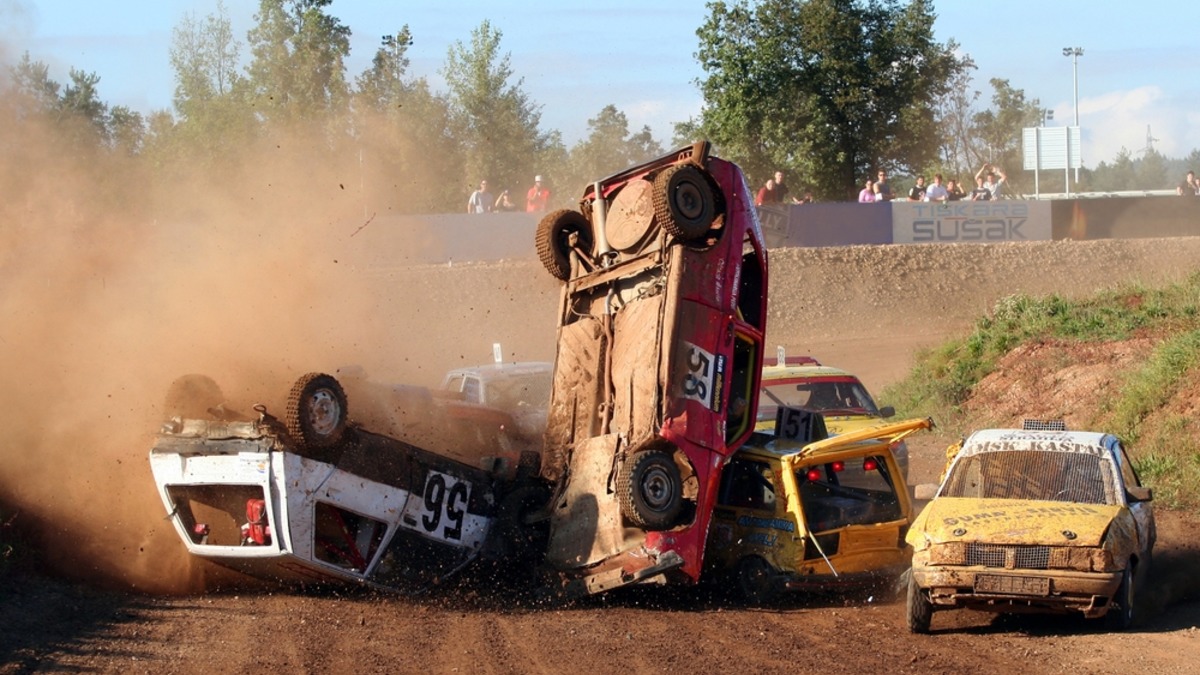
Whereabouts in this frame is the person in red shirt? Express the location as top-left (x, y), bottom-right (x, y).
top-left (526, 175), bottom-right (550, 212)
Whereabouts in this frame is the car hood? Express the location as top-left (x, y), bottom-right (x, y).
top-left (822, 414), bottom-right (888, 436)
top-left (909, 497), bottom-right (1122, 548)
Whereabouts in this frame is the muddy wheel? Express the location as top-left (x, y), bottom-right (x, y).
top-left (1105, 564), bottom-right (1136, 630)
top-left (535, 209), bottom-right (593, 280)
top-left (653, 164), bottom-right (716, 241)
top-left (286, 372), bottom-right (348, 451)
top-left (906, 572), bottom-right (933, 634)
top-left (737, 556), bottom-right (777, 605)
top-left (163, 374), bottom-right (224, 419)
top-left (617, 450), bottom-right (683, 530)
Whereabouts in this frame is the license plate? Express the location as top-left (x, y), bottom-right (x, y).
top-left (974, 574), bottom-right (1050, 596)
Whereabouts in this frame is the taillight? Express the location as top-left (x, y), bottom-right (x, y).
top-left (863, 458), bottom-right (878, 471)
top-left (806, 468), bottom-right (822, 481)
top-left (832, 460), bottom-right (845, 472)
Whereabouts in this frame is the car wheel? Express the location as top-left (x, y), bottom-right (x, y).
top-left (617, 450), bottom-right (683, 530)
top-left (906, 571), bottom-right (933, 634)
top-left (496, 484), bottom-right (551, 568)
top-left (535, 209), bottom-right (593, 280)
top-left (286, 372), bottom-right (348, 451)
top-left (737, 556), bottom-right (777, 605)
top-left (652, 164), bottom-right (716, 241)
top-left (1106, 564), bottom-right (1136, 630)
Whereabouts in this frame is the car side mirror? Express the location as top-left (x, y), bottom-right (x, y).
top-left (879, 406), bottom-right (896, 418)
top-left (1126, 486), bottom-right (1153, 503)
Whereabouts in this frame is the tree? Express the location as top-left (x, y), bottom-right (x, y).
top-left (169, 0), bottom-right (242, 118)
top-left (245, 0), bottom-right (351, 123)
top-left (694, 0), bottom-right (967, 200)
top-left (969, 78), bottom-right (1045, 196)
top-left (441, 20), bottom-right (549, 198)
top-left (564, 105), bottom-right (663, 192)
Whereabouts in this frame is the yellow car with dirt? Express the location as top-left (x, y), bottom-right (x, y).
top-left (905, 422), bottom-right (1155, 632)
top-left (706, 414), bottom-right (932, 603)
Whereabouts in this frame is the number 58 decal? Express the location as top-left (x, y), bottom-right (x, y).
top-left (679, 341), bottom-right (725, 411)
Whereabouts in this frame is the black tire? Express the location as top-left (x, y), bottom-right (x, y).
top-left (907, 572), bottom-right (933, 634)
top-left (496, 484), bottom-right (552, 568)
top-left (737, 556), bottom-right (777, 605)
top-left (535, 209), bottom-right (593, 280)
top-left (286, 372), bottom-right (348, 451)
top-left (1105, 564), bottom-right (1136, 630)
top-left (617, 450), bottom-right (684, 530)
top-left (652, 164), bottom-right (717, 241)
top-left (163, 374), bottom-right (224, 419)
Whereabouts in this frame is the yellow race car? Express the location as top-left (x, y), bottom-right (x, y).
top-left (706, 414), bottom-right (932, 603)
top-left (906, 421), bottom-right (1156, 632)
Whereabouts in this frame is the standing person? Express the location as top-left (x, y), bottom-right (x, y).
top-left (494, 189), bottom-right (518, 212)
top-left (1177, 170), bottom-right (1197, 196)
top-left (773, 170), bottom-right (797, 203)
top-left (858, 178), bottom-right (876, 203)
top-left (526, 175), bottom-right (551, 212)
top-left (946, 178), bottom-right (965, 201)
top-left (969, 174), bottom-right (992, 201)
top-left (873, 170), bottom-right (894, 201)
top-left (467, 180), bottom-right (493, 213)
top-left (976, 162), bottom-right (1007, 199)
top-left (907, 175), bottom-right (927, 201)
top-left (924, 174), bottom-right (949, 202)
top-left (756, 178), bottom-right (778, 205)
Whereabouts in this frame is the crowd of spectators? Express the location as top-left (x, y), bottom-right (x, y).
top-left (856, 162), bottom-right (1005, 203)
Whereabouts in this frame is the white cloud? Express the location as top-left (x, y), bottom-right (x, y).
top-left (1071, 86), bottom-right (1200, 163)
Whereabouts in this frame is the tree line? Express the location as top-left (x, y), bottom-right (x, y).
top-left (2, 0), bottom-right (1194, 224)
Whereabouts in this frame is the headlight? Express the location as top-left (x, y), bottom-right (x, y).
top-left (927, 542), bottom-right (966, 565)
top-left (1049, 547), bottom-right (1117, 572)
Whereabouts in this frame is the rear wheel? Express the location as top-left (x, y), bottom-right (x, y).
top-left (737, 556), bottom-right (777, 605)
top-left (617, 450), bottom-right (683, 530)
top-left (652, 164), bottom-right (717, 241)
top-left (906, 572), bottom-right (933, 633)
top-left (286, 373), bottom-right (348, 451)
top-left (535, 209), bottom-right (592, 280)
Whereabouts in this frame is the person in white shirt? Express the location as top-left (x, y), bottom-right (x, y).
top-left (975, 163), bottom-right (1006, 199)
top-left (924, 173), bottom-right (950, 202)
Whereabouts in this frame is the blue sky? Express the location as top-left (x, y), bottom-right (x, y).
top-left (3, 1), bottom-right (1199, 170)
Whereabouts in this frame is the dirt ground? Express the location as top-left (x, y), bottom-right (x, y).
top-left (4, 237), bottom-right (1200, 673)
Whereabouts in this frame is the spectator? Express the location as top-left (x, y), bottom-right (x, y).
top-left (907, 175), bottom-right (927, 202)
top-left (946, 178), bottom-right (965, 201)
top-left (969, 174), bottom-right (992, 201)
top-left (976, 162), bottom-right (1007, 199)
top-left (1177, 170), bottom-right (1197, 196)
top-left (494, 189), bottom-right (518, 212)
top-left (467, 180), bottom-right (493, 213)
top-left (924, 174), bottom-right (949, 202)
top-left (526, 175), bottom-right (551, 212)
top-left (773, 170), bottom-right (798, 204)
top-left (799, 191), bottom-right (815, 204)
top-left (873, 170), bottom-right (894, 202)
top-left (756, 178), bottom-right (779, 205)
top-left (858, 178), bottom-right (876, 203)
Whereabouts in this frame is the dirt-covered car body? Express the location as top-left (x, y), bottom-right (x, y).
top-left (707, 414), bottom-right (931, 603)
top-left (439, 361), bottom-right (553, 443)
top-left (535, 141), bottom-right (768, 595)
top-left (906, 424), bottom-right (1155, 632)
top-left (757, 352), bottom-right (907, 477)
top-left (149, 373), bottom-right (521, 591)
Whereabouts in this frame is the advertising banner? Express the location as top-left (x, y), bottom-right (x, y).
top-left (891, 201), bottom-right (1052, 244)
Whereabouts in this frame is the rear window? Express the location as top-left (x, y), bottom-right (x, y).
top-left (797, 455), bottom-right (902, 532)
top-left (759, 378), bottom-right (881, 424)
top-left (942, 450), bottom-right (1116, 505)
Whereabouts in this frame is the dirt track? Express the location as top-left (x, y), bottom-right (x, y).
top-left (4, 237), bottom-right (1200, 673)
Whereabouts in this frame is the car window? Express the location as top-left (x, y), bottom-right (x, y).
top-left (719, 458), bottom-right (775, 511)
top-left (759, 379), bottom-right (881, 421)
top-left (485, 373), bottom-right (552, 411)
top-left (798, 456), bottom-right (902, 532)
top-left (942, 450), bottom-right (1117, 505)
top-left (461, 376), bottom-right (482, 404)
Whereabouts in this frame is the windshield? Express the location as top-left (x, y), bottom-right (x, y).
top-left (941, 449), bottom-right (1117, 505)
top-left (759, 378), bottom-right (880, 422)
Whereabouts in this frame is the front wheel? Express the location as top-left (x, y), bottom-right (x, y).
top-left (652, 164), bottom-right (717, 241)
top-left (286, 372), bottom-right (348, 451)
top-left (737, 556), bottom-right (777, 605)
top-left (906, 572), bottom-right (933, 633)
top-left (535, 209), bottom-right (593, 280)
top-left (617, 450), bottom-right (683, 530)
top-left (1105, 564), bottom-right (1136, 630)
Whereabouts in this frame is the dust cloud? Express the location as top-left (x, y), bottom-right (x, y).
top-left (0, 92), bottom-right (543, 592)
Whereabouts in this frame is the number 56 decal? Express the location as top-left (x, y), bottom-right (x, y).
top-left (678, 341), bottom-right (725, 411)
top-left (401, 470), bottom-right (486, 548)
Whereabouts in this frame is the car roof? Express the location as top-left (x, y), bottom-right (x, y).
top-left (959, 428), bottom-right (1116, 458)
top-left (761, 363), bottom-right (858, 380)
top-left (443, 362), bottom-right (553, 380)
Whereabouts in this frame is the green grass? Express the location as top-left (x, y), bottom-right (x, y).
top-left (880, 272), bottom-right (1200, 513)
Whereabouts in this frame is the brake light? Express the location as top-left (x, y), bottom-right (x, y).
top-left (832, 460), bottom-right (845, 472)
top-left (806, 468), bottom-right (822, 481)
top-left (863, 458), bottom-right (878, 471)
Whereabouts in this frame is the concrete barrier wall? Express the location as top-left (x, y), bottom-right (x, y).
top-left (333, 196), bottom-right (1197, 266)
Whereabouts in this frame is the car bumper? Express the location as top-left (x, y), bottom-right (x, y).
top-left (911, 565), bottom-right (1123, 618)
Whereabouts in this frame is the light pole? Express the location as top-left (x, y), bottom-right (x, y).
top-left (1063, 47), bottom-right (1083, 184)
